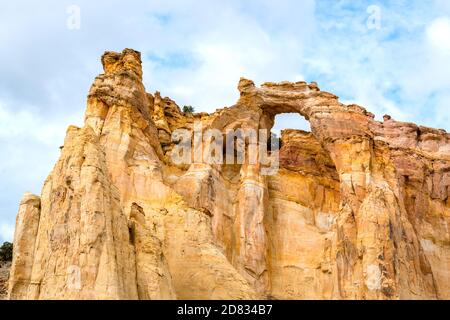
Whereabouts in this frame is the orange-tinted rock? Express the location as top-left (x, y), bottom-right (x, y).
top-left (8, 49), bottom-right (450, 300)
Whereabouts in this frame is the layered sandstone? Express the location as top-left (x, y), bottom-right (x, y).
top-left (8, 49), bottom-right (450, 300)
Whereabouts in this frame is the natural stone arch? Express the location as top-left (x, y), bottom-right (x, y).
top-left (8, 49), bottom-right (448, 301)
top-left (204, 77), bottom-right (439, 299)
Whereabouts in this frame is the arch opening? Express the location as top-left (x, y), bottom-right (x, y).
top-left (272, 113), bottom-right (311, 137)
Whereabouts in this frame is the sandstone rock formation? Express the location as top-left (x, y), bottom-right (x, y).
top-left (8, 49), bottom-right (450, 300)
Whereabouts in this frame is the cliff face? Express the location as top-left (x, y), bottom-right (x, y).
top-left (7, 49), bottom-right (450, 300)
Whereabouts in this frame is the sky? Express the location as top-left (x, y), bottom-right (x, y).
top-left (1, 0), bottom-right (450, 242)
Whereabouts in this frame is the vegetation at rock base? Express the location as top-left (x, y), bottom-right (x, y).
top-left (0, 242), bottom-right (13, 262)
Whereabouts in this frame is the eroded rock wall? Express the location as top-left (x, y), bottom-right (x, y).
top-left (8, 49), bottom-right (450, 300)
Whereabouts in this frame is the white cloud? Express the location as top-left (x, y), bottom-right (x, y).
top-left (0, 104), bottom-right (80, 146)
top-left (426, 17), bottom-right (450, 54)
top-left (0, 222), bottom-right (14, 243)
top-left (142, 0), bottom-right (315, 111)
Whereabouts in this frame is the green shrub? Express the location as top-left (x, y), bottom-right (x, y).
top-left (183, 105), bottom-right (195, 113)
top-left (0, 242), bottom-right (13, 262)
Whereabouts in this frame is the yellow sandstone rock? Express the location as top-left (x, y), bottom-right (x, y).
top-left (7, 49), bottom-right (450, 300)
